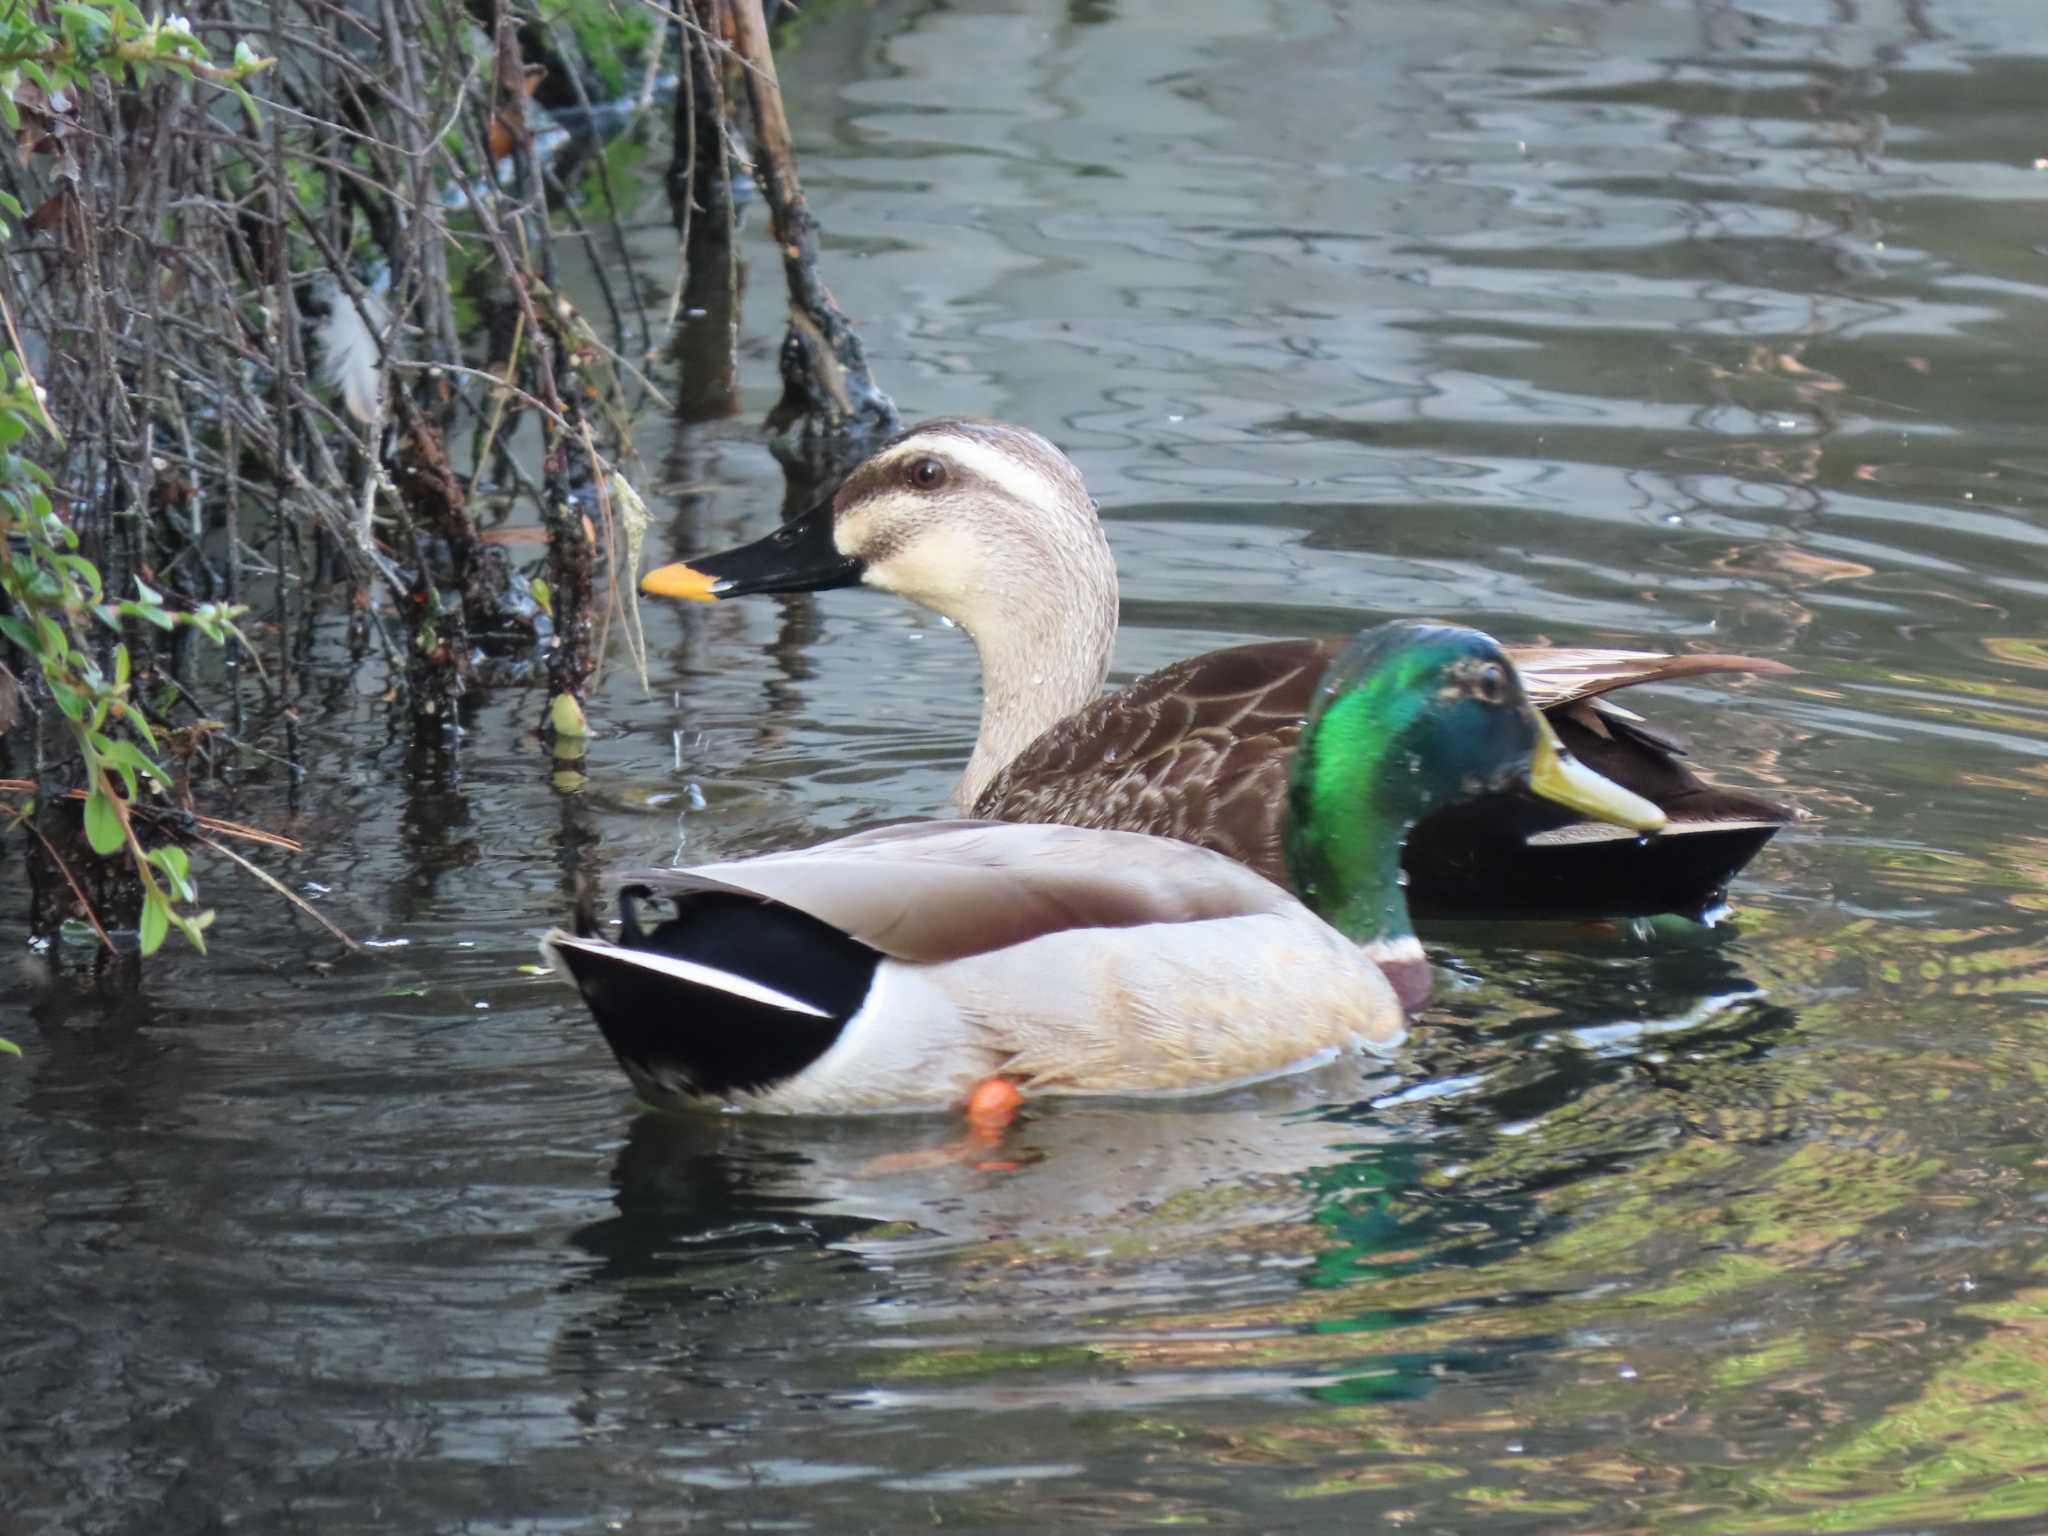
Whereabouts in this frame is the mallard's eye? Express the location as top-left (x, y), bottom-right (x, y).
top-left (905, 456), bottom-right (948, 491)
top-left (1476, 662), bottom-right (1507, 703)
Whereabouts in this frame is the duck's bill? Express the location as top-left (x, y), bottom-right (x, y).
top-left (1526, 717), bottom-right (1667, 833)
top-left (641, 496), bottom-right (862, 602)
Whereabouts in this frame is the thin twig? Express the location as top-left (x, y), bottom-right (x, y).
top-left (389, 358), bottom-right (580, 435)
top-left (193, 832), bottom-right (360, 950)
top-left (0, 781), bottom-right (306, 852)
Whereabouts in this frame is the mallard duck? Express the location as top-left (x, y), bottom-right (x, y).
top-left (545, 623), bottom-right (1665, 1114)
top-left (644, 418), bottom-right (1793, 921)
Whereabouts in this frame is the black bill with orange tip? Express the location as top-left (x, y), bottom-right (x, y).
top-left (640, 497), bottom-right (862, 602)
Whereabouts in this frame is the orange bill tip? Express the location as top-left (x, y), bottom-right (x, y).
top-left (640, 561), bottom-right (721, 602)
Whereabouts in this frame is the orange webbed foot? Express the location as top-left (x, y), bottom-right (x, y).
top-left (852, 1078), bottom-right (1031, 1176)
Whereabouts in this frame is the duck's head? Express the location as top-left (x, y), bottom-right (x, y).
top-left (640, 418), bottom-right (1112, 639)
top-left (1286, 622), bottom-right (1666, 938)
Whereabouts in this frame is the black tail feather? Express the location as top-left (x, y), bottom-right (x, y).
top-left (555, 889), bottom-right (880, 1102)
top-left (1405, 704), bottom-right (1794, 922)
top-left (1406, 817), bottom-right (1781, 922)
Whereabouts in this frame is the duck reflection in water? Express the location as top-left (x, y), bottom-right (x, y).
top-left (557, 926), bottom-right (1793, 1412)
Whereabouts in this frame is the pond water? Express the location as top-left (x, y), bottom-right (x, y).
top-left (10, 0), bottom-right (2048, 1529)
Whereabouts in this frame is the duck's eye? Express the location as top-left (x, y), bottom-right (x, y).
top-left (1475, 663), bottom-right (1507, 703)
top-left (905, 456), bottom-right (948, 491)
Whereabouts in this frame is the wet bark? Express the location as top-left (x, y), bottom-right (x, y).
top-left (728, 0), bottom-right (899, 466)
top-left (25, 779), bottom-right (141, 982)
top-left (672, 0), bottom-right (744, 423)
top-left (541, 423), bottom-right (599, 727)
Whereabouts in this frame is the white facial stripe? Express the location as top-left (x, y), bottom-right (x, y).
top-left (884, 431), bottom-right (1072, 516)
top-left (548, 934), bottom-right (832, 1018)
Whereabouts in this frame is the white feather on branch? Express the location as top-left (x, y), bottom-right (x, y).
top-left (313, 276), bottom-right (389, 426)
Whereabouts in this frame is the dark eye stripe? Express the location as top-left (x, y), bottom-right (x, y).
top-left (834, 444), bottom-right (1006, 516)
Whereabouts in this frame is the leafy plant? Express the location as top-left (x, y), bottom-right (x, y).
top-left (0, 327), bottom-right (265, 956)
top-left (0, 2), bottom-right (274, 122)
top-left (0, 0), bottom-right (273, 1002)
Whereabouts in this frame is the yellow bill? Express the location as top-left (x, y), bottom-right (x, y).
top-left (1526, 716), bottom-right (1666, 832)
top-left (641, 561), bottom-right (722, 601)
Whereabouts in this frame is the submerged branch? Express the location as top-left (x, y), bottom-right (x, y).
top-left (192, 832), bottom-right (360, 950)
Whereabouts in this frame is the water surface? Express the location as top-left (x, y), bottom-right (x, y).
top-left (10, 0), bottom-right (2048, 1529)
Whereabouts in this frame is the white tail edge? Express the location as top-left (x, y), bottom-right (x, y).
top-left (540, 929), bottom-right (832, 1019)
top-left (1525, 818), bottom-right (1784, 848)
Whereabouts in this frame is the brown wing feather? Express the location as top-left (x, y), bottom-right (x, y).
top-left (974, 639), bottom-right (1342, 886)
top-left (613, 821), bottom-right (1303, 966)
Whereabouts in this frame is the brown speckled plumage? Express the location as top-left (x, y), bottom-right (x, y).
top-left (978, 638), bottom-right (1796, 918)
top-left (976, 638), bottom-right (1331, 882)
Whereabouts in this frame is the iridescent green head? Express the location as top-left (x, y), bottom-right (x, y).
top-left (1284, 622), bottom-right (1665, 943)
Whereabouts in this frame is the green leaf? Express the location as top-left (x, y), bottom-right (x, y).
top-left (150, 845), bottom-right (193, 901)
top-left (93, 734), bottom-right (138, 798)
top-left (48, 679), bottom-right (85, 721)
top-left (0, 1037), bottom-right (20, 1058)
top-left (133, 577), bottom-right (164, 605)
top-left (83, 785), bottom-right (125, 855)
top-left (101, 737), bottom-right (164, 786)
top-left (549, 691), bottom-right (590, 738)
top-left (53, 553), bottom-right (102, 599)
top-left (176, 908), bottom-right (213, 955)
top-left (113, 642), bottom-right (129, 689)
top-left (139, 890), bottom-right (168, 955)
top-left (0, 614), bottom-right (33, 652)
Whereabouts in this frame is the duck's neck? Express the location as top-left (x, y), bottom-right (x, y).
top-left (1283, 747), bottom-right (1433, 1012)
top-left (1289, 814), bottom-right (1414, 948)
top-left (950, 548), bottom-right (1118, 810)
